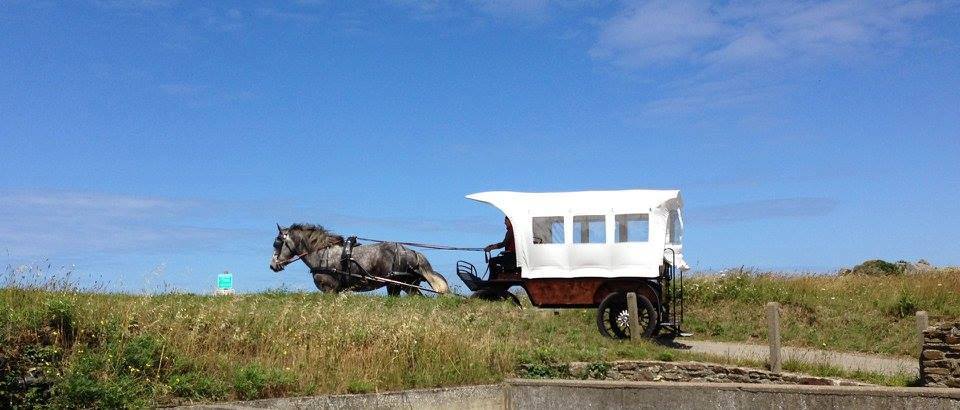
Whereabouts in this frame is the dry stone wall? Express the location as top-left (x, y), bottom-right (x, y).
top-left (922, 322), bottom-right (960, 388)
top-left (520, 360), bottom-right (868, 386)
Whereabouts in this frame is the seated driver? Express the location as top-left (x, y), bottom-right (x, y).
top-left (484, 216), bottom-right (516, 278)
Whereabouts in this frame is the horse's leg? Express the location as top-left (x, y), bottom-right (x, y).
top-left (402, 279), bottom-right (422, 296)
top-left (312, 273), bottom-right (340, 293)
top-left (387, 285), bottom-right (401, 296)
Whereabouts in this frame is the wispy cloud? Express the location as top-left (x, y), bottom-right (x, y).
top-left (386, 0), bottom-right (571, 21)
top-left (687, 197), bottom-right (838, 224)
top-left (593, 0), bottom-right (941, 68)
top-left (0, 190), bottom-right (498, 259)
top-left (0, 191), bottom-right (247, 257)
top-left (315, 213), bottom-right (500, 237)
top-left (255, 7), bottom-right (321, 23)
top-left (91, 0), bottom-right (178, 10)
top-left (592, 0), bottom-right (944, 118)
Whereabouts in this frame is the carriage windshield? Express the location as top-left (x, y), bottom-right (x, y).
top-left (532, 216), bottom-right (564, 244)
top-left (668, 209), bottom-right (682, 245)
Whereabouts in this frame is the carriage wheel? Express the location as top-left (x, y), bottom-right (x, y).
top-left (471, 289), bottom-right (522, 307)
top-left (596, 292), bottom-right (657, 339)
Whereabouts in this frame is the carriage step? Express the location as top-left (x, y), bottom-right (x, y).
top-left (659, 323), bottom-right (693, 337)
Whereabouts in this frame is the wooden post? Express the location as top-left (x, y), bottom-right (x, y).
top-left (766, 302), bottom-right (782, 373)
top-left (627, 292), bottom-right (641, 340)
top-left (916, 311), bottom-right (929, 355)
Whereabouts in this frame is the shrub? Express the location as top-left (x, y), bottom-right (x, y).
top-left (886, 292), bottom-right (919, 318)
top-left (168, 372), bottom-right (228, 401)
top-left (849, 260), bottom-right (903, 276)
top-left (518, 363), bottom-right (569, 379)
top-left (584, 362), bottom-right (611, 379)
top-left (117, 334), bottom-right (167, 378)
top-left (233, 364), bottom-right (296, 400)
top-left (346, 379), bottom-right (375, 394)
top-left (44, 297), bottom-right (77, 342)
top-left (54, 352), bottom-right (150, 409)
top-left (656, 351), bottom-right (675, 362)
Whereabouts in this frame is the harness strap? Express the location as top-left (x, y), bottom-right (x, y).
top-left (355, 237), bottom-right (483, 252)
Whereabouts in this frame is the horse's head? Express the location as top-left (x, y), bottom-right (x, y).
top-left (269, 224), bottom-right (296, 272)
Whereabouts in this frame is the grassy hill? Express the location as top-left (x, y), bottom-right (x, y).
top-left (683, 268), bottom-right (960, 357)
top-left (2, 267), bottom-right (957, 407)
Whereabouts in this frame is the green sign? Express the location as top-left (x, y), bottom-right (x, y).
top-left (217, 272), bottom-right (233, 290)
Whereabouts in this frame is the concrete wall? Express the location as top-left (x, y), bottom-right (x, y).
top-left (507, 379), bottom-right (960, 410)
top-left (186, 384), bottom-right (504, 410)
top-left (187, 379), bottom-right (960, 409)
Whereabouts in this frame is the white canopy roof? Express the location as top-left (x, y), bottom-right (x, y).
top-left (467, 189), bottom-right (687, 279)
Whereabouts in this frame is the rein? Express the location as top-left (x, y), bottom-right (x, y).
top-left (355, 237), bottom-right (483, 252)
top-left (275, 251), bottom-right (309, 268)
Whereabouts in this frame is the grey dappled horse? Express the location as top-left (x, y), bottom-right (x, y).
top-left (269, 224), bottom-right (449, 295)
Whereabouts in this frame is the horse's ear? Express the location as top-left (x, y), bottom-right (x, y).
top-left (277, 223), bottom-right (283, 234)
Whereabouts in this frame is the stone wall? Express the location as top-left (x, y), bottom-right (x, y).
top-left (922, 321), bottom-right (960, 388)
top-left (508, 379), bottom-right (960, 410)
top-left (519, 360), bottom-right (868, 386)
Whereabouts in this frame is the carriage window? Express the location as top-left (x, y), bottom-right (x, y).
top-left (615, 214), bottom-right (648, 242)
top-left (573, 215), bottom-right (605, 244)
top-left (667, 209), bottom-right (682, 244)
top-left (532, 216), bottom-right (564, 244)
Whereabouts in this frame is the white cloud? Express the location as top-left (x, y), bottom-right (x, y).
top-left (593, 0), bottom-right (941, 68)
top-left (591, 0), bottom-right (944, 118)
top-left (688, 197), bottom-right (838, 224)
top-left (91, 0), bottom-right (177, 10)
top-left (0, 191), bottom-right (246, 257)
top-left (592, 1), bottom-right (725, 66)
top-left (471, 0), bottom-right (551, 18)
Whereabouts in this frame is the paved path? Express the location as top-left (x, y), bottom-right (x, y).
top-left (680, 340), bottom-right (918, 376)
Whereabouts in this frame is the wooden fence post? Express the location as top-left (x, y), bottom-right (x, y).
top-left (916, 310), bottom-right (929, 355)
top-left (627, 292), bottom-right (641, 341)
top-left (766, 302), bottom-right (782, 373)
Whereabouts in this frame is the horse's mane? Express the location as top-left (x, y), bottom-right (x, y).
top-left (288, 223), bottom-right (345, 249)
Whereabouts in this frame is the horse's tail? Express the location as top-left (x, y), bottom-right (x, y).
top-left (414, 251), bottom-right (450, 294)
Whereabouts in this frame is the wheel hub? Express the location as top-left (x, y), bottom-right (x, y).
top-left (616, 310), bottom-right (630, 331)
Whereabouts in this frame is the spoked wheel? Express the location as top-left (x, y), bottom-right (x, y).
top-left (596, 291), bottom-right (658, 339)
top-left (471, 289), bottom-right (522, 307)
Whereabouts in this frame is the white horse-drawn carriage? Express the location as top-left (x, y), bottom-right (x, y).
top-left (270, 188), bottom-right (689, 339)
top-left (458, 189), bottom-right (689, 339)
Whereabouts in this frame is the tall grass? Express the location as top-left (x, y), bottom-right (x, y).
top-left (684, 268), bottom-right (960, 356)
top-left (1, 263), bottom-right (667, 407)
top-left (3, 263), bottom-right (950, 406)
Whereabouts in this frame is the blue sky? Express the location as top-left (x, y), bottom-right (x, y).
top-left (1, 0), bottom-right (958, 293)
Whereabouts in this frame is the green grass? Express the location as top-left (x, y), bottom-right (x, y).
top-left (0, 287), bottom-right (679, 407)
top-left (4, 266), bottom-right (955, 406)
top-left (683, 268), bottom-right (960, 357)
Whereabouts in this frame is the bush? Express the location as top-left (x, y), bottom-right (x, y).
top-left (54, 355), bottom-right (150, 409)
top-left (44, 297), bottom-right (77, 342)
top-left (583, 362), bottom-right (611, 379)
top-left (117, 334), bottom-right (167, 377)
top-left (849, 260), bottom-right (903, 276)
top-left (887, 292), bottom-right (919, 318)
top-left (233, 364), bottom-right (296, 400)
top-left (346, 379), bottom-right (375, 394)
top-left (168, 372), bottom-right (228, 401)
top-left (656, 351), bottom-right (675, 362)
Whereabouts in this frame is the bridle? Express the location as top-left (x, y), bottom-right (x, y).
top-left (273, 224), bottom-right (309, 269)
